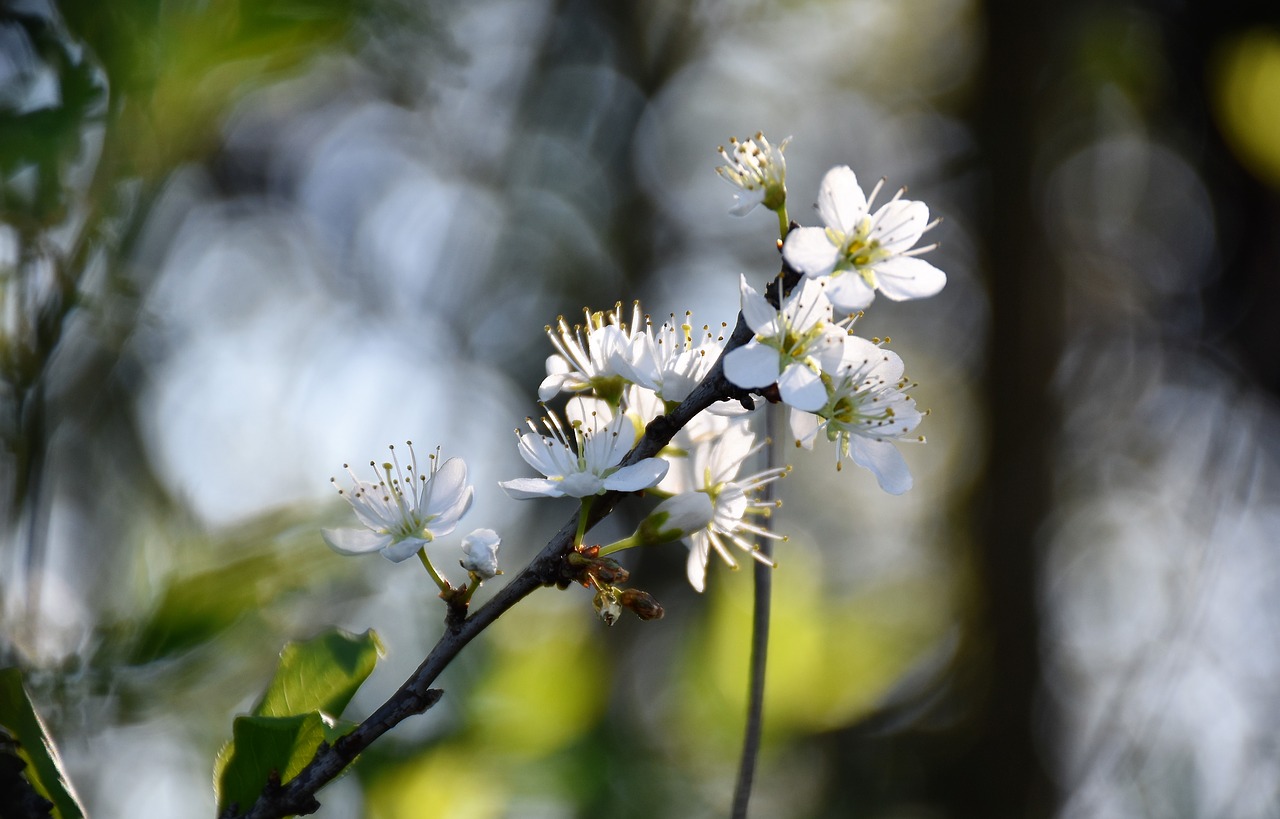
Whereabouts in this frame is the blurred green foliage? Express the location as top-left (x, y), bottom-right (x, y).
top-left (215, 628), bottom-right (382, 815)
top-left (58, 0), bottom-right (360, 179)
top-left (0, 667), bottom-right (85, 819)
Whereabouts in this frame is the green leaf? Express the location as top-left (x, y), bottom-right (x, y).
top-left (254, 629), bottom-right (383, 719)
top-left (0, 668), bottom-right (86, 819)
top-left (214, 629), bottom-right (382, 814)
top-left (214, 713), bottom-right (330, 816)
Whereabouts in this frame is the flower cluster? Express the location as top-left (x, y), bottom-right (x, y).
top-left (716, 143), bottom-right (942, 495)
top-left (322, 134), bottom-right (945, 621)
top-left (504, 301), bottom-right (795, 599)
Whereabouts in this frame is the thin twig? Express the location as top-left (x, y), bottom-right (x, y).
top-left (731, 399), bottom-right (779, 819)
top-left (234, 259), bottom-right (803, 819)
top-left (234, 321), bottom-right (752, 818)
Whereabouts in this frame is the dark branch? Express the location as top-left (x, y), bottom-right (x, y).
top-left (232, 259), bottom-right (801, 819)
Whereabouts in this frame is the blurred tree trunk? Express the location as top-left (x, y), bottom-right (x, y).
top-left (952, 0), bottom-right (1065, 815)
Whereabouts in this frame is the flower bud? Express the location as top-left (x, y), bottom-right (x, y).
top-left (618, 588), bottom-right (664, 621)
top-left (459, 528), bottom-right (502, 579)
top-left (590, 557), bottom-right (630, 585)
top-left (634, 493), bottom-right (714, 546)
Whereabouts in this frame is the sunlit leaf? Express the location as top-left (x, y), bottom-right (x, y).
top-left (0, 668), bottom-right (86, 819)
top-left (214, 712), bottom-right (334, 816)
top-left (214, 628), bottom-right (380, 814)
top-left (254, 629), bottom-right (383, 719)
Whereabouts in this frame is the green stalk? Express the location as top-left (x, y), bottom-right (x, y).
top-left (417, 547), bottom-right (451, 593)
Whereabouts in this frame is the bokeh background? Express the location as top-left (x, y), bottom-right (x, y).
top-left (3, 0), bottom-right (1280, 816)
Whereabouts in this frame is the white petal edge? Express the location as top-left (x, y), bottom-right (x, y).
top-left (603, 457), bottom-right (670, 492)
top-left (874, 255), bottom-right (947, 301)
top-left (322, 527), bottom-right (393, 556)
top-left (498, 477), bottom-right (566, 500)
top-left (685, 533), bottom-right (711, 593)
top-left (848, 438), bottom-right (913, 495)
top-left (777, 363), bottom-right (828, 412)
top-left (789, 409), bottom-right (822, 449)
top-left (738, 275), bottom-right (778, 335)
top-left (382, 536), bottom-right (431, 563)
top-left (723, 343), bottom-right (781, 389)
top-left (825, 273), bottom-right (877, 313)
top-left (782, 227), bottom-right (839, 278)
top-left (816, 165), bottom-right (867, 233)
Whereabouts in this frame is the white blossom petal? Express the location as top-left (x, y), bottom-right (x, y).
top-left (777, 363), bottom-right (827, 411)
top-left (724, 343), bottom-right (781, 389)
top-left (686, 532), bottom-right (711, 592)
top-left (789, 409), bottom-right (822, 449)
top-left (782, 227), bottom-right (839, 278)
top-left (738, 275), bottom-right (779, 335)
top-left (848, 438), bottom-right (913, 494)
top-left (873, 255), bottom-right (947, 301)
top-left (869, 199), bottom-right (929, 253)
top-left (561, 472), bottom-right (608, 497)
top-left (602, 457), bottom-right (669, 492)
top-left (824, 273), bottom-right (877, 313)
top-left (321, 527), bottom-right (393, 556)
top-left (382, 536), bottom-right (432, 563)
top-left (816, 165), bottom-right (867, 233)
top-left (498, 477), bottom-right (566, 499)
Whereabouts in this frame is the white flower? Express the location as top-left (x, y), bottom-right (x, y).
top-left (322, 443), bottom-right (474, 563)
top-left (538, 303), bottom-right (645, 404)
top-left (782, 165), bottom-right (946, 313)
top-left (662, 420), bottom-right (788, 592)
top-left (621, 311), bottom-right (727, 406)
top-left (499, 399), bottom-right (669, 499)
top-left (634, 492), bottom-right (716, 544)
top-left (460, 528), bottom-right (502, 579)
top-left (790, 335), bottom-right (924, 494)
top-left (722, 275), bottom-right (845, 411)
top-left (716, 133), bottom-right (790, 215)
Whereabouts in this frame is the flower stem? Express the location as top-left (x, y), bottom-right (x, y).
top-left (776, 206), bottom-right (790, 241)
top-left (417, 547), bottom-right (451, 593)
top-left (731, 402), bottom-right (779, 819)
top-left (459, 574), bottom-right (481, 606)
top-left (574, 497), bottom-right (594, 548)
top-left (596, 536), bottom-right (636, 557)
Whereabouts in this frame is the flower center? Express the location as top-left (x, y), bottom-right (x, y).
top-left (829, 218), bottom-right (889, 287)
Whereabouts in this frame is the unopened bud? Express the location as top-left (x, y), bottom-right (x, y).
top-left (459, 528), bottom-right (502, 579)
top-left (591, 557), bottom-right (630, 585)
top-left (618, 588), bottom-right (664, 621)
top-left (633, 493), bottom-right (714, 546)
